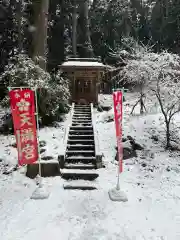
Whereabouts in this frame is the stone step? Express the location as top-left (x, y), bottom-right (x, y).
top-left (73, 112), bottom-right (91, 114)
top-left (67, 139), bottom-right (94, 145)
top-left (73, 116), bottom-right (91, 119)
top-left (63, 180), bottom-right (97, 190)
top-left (72, 118), bottom-right (92, 121)
top-left (67, 144), bottom-right (95, 150)
top-left (70, 126), bottom-right (93, 130)
top-left (73, 115), bottom-right (91, 118)
top-left (70, 128), bottom-right (93, 131)
top-left (63, 185), bottom-right (97, 190)
top-left (73, 113), bottom-right (91, 116)
top-left (74, 111), bottom-right (91, 113)
top-left (74, 106), bottom-right (91, 108)
top-left (68, 134), bottom-right (94, 140)
top-left (69, 130), bottom-right (93, 135)
top-left (72, 122), bottom-right (92, 125)
top-left (64, 163), bottom-right (95, 170)
top-left (66, 150), bottom-right (95, 157)
top-left (73, 114), bottom-right (91, 117)
top-left (60, 169), bottom-right (99, 181)
top-left (74, 106), bottom-right (90, 108)
top-left (74, 105), bottom-right (91, 107)
top-left (72, 122), bottom-right (92, 127)
top-left (72, 119), bottom-right (91, 122)
top-left (74, 109), bottom-right (91, 114)
top-left (74, 110), bottom-right (91, 113)
top-left (65, 156), bottom-right (96, 164)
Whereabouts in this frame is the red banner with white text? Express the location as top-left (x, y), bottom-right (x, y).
top-left (113, 91), bottom-right (123, 173)
top-left (9, 89), bottom-right (38, 166)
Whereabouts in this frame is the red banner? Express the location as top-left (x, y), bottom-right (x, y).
top-left (113, 91), bottom-right (123, 173)
top-left (9, 89), bottom-right (38, 166)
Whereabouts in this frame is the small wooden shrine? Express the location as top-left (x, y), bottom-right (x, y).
top-left (60, 58), bottom-right (108, 105)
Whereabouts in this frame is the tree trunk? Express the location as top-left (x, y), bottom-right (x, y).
top-left (140, 85), bottom-right (145, 114)
top-left (140, 93), bottom-right (144, 114)
top-left (32, 0), bottom-right (49, 70)
top-left (165, 119), bottom-right (171, 149)
top-left (78, 0), bottom-right (93, 57)
top-left (72, 3), bottom-right (77, 57)
top-left (17, 0), bottom-right (23, 53)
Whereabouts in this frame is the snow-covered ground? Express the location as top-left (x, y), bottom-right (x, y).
top-left (1, 93), bottom-right (180, 240)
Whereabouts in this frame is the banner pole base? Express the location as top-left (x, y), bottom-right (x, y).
top-left (109, 170), bottom-right (128, 202)
top-left (30, 185), bottom-right (49, 200)
top-left (31, 176), bottom-right (49, 200)
top-left (108, 187), bottom-right (128, 202)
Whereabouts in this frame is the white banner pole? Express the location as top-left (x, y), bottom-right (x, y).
top-left (34, 87), bottom-right (42, 178)
top-left (31, 87), bottom-right (49, 199)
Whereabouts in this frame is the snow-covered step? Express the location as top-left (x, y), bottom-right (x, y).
top-left (73, 115), bottom-right (91, 118)
top-left (68, 139), bottom-right (94, 142)
top-left (66, 150), bottom-right (95, 157)
top-left (60, 169), bottom-right (99, 180)
top-left (72, 118), bottom-right (91, 121)
top-left (67, 144), bottom-right (95, 150)
top-left (66, 156), bottom-right (96, 164)
top-left (74, 105), bottom-right (90, 108)
top-left (74, 110), bottom-right (91, 113)
top-left (69, 129), bottom-right (93, 132)
top-left (67, 140), bottom-right (94, 146)
top-left (67, 144), bottom-right (94, 147)
top-left (73, 113), bottom-right (91, 115)
top-left (74, 108), bottom-right (91, 113)
top-left (69, 130), bottom-right (93, 135)
top-left (63, 180), bottom-right (97, 190)
top-left (72, 122), bottom-right (92, 127)
top-left (68, 134), bottom-right (94, 140)
top-left (64, 163), bottom-right (95, 170)
top-left (72, 122), bottom-right (92, 125)
top-left (74, 106), bottom-right (91, 109)
top-left (73, 116), bottom-right (91, 119)
top-left (72, 119), bottom-right (92, 121)
top-left (70, 125), bottom-right (93, 129)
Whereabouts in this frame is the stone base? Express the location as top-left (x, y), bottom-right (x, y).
top-left (26, 161), bottom-right (60, 179)
top-left (31, 185), bottom-right (49, 200)
top-left (108, 187), bottom-right (128, 202)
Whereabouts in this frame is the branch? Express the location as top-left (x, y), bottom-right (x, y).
top-left (152, 87), bottom-right (168, 121)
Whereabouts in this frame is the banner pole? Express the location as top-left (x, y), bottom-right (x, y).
top-left (34, 87), bottom-right (42, 178)
top-left (109, 87), bottom-right (127, 201)
top-left (116, 87), bottom-right (123, 191)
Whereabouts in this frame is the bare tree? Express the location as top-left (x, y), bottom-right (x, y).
top-left (152, 71), bottom-right (180, 149)
top-left (130, 80), bottom-right (147, 115)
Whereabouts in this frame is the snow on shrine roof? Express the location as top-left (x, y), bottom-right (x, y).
top-left (61, 61), bottom-right (107, 68)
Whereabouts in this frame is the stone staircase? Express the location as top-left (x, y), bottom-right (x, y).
top-left (60, 103), bottom-right (101, 190)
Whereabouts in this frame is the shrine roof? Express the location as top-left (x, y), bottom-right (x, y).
top-left (61, 61), bottom-right (108, 68)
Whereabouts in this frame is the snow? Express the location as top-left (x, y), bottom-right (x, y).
top-left (61, 61), bottom-right (106, 68)
top-left (1, 93), bottom-right (180, 239)
top-left (63, 179), bottom-right (98, 188)
top-left (60, 169), bottom-right (97, 174)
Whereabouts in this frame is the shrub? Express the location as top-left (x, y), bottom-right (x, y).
top-left (0, 54), bottom-right (70, 132)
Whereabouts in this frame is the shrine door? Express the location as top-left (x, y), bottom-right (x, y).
top-left (74, 78), bottom-right (93, 104)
